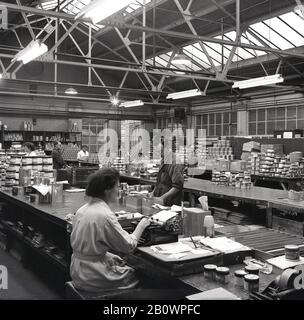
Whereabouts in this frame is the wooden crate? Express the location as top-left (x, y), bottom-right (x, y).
top-left (272, 215), bottom-right (304, 236)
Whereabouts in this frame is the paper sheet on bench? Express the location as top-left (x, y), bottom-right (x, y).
top-left (200, 236), bottom-right (250, 253)
top-left (186, 288), bottom-right (240, 300)
top-left (267, 255), bottom-right (304, 270)
top-left (151, 242), bottom-right (193, 255)
top-left (32, 184), bottom-right (51, 196)
top-left (151, 242), bottom-right (212, 256)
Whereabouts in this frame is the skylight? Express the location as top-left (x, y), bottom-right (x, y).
top-left (38, 0), bottom-right (151, 31)
top-left (146, 10), bottom-right (304, 74)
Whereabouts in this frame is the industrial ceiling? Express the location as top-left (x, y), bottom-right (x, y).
top-left (0, 0), bottom-right (304, 108)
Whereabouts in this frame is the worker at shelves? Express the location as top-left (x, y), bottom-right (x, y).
top-left (52, 141), bottom-right (67, 169)
top-left (23, 142), bottom-right (37, 156)
top-left (150, 139), bottom-right (185, 206)
top-left (77, 145), bottom-right (89, 162)
top-left (70, 168), bottom-right (151, 292)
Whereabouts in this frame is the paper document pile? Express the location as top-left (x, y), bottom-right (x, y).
top-left (200, 236), bottom-right (250, 253)
top-left (150, 241), bottom-right (212, 259)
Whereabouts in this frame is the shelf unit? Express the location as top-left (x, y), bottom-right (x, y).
top-left (0, 127), bottom-right (82, 149)
top-left (0, 193), bottom-right (71, 286)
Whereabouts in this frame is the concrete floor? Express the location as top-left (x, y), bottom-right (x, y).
top-left (0, 248), bottom-right (61, 300)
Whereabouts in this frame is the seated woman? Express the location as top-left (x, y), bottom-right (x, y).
top-left (70, 168), bottom-right (150, 292)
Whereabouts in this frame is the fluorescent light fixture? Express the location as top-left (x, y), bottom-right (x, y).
top-left (0, 73), bottom-right (2, 79)
top-left (65, 88), bottom-right (78, 95)
top-left (75, 0), bottom-right (133, 24)
top-left (232, 74), bottom-right (284, 89)
top-left (166, 89), bottom-right (204, 100)
top-left (121, 100), bottom-right (144, 107)
top-left (12, 39), bottom-right (48, 65)
top-left (172, 52), bottom-right (192, 65)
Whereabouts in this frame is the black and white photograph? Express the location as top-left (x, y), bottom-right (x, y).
top-left (0, 0), bottom-right (304, 315)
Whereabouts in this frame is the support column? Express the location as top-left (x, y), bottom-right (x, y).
top-left (237, 110), bottom-right (248, 136)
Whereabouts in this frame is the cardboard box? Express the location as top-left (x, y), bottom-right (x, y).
top-left (261, 144), bottom-right (283, 154)
top-left (230, 160), bottom-right (247, 172)
top-left (242, 141), bottom-right (261, 152)
top-left (141, 198), bottom-right (158, 216)
top-left (241, 152), bottom-right (251, 161)
top-left (213, 159), bottom-right (230, 171)
top-left (183, 208), bottom-right (211, 236)
top-left (125, 195), bottom-right (142, 213)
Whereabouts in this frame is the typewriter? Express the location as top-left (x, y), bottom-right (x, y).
top-left (132, 213), bottom-right (182, 246)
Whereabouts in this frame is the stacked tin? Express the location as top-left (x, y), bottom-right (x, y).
top-left (5, 155), bottom-right (22, 187)
top-left (259, 149), bottom-right (274, 176)
top-left (207, 139), bottom-right (234, 161)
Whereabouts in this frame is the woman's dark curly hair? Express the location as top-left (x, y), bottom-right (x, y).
top-left (86, 168), bottom-right (120, 198)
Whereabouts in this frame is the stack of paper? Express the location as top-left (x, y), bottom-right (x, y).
top-left (151, 242), bottom-right (192, 255)
top-left (200, 237), bottom-right (250, 253)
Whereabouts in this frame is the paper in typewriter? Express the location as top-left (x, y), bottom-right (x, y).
top-left (150, 210), bottom-right (179, 223)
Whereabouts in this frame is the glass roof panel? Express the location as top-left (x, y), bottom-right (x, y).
top-left (250, 21), bottom-right (291, 50)
top-left (39, 0), bottom-right (151, 31)
top-left (183, 45), bottom-right (211, 69)
top-left (203, 42), bottom-right (226, 65)
top-left (280, 12), bottom-right (304, 40)
top-left (269, 17), bottom-right (304, 46)
top-left (37, 4), bottom-right (304, 74)
top-left (243, 31), bottom-right (266, 48)
top-left (239, 35), bottom-right (261, 57)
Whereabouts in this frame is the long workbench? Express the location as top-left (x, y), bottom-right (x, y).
top-left (121, 174), bottom-right (288, 227)
top-left (251, 174), bottom-right (301, 190)
top-left (0, 189), bottom-right (203, 299)
top-left (0, 188), bottom-right (303, 300)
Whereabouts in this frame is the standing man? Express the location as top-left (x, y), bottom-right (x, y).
top-left (77, 145), bottom-right (90, 162)
top-left (52, 141), bottom-right (67, 169)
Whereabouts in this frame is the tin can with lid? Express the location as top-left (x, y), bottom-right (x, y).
top-left (216, 267), bottom-right (230, 284)
top-left (234, 269), bottom-right (248, 287)
top-left (22, 157), bottom-right (32, 165)
top-left (203, 264), bottom-right (217, 280)
top-left (285, 245), bottom-right (300, 261)
top-left (244, 274), bottom-right (259, 293)
top-left (245, 265), bottom-right (260, 275)
top-left (43, 157), bottom-right (53, 164)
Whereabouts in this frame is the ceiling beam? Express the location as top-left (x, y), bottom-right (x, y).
top-left (0, 52), bottom-right (233, 83)
top-left (2, 2), bottom-right (304, 60)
